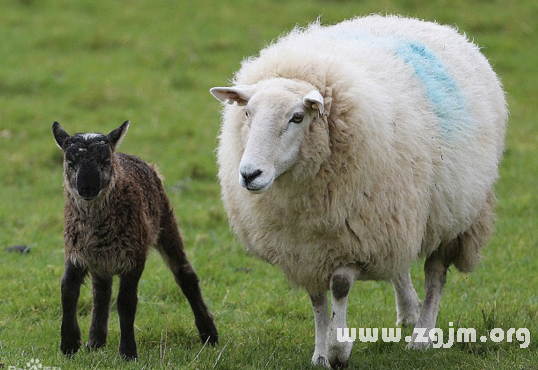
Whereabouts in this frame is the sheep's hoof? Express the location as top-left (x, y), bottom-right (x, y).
top-left (406, 339), bottom-right (432, 350)
top-left (329, 357), bottom-right (350, 369)
top-left (396, 310), bottom-right (420, 327)
top-left (311, 353), bottom-right (330, 368)
top-left (396, 302), bottom-right (421, 327)
top-left (327, 342), bottom-right (352, 369)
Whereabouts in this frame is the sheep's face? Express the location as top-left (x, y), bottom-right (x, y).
top-left (52, 121), bottom-right (129, 202)
top-left (211, 79), bottom-right (324, 193)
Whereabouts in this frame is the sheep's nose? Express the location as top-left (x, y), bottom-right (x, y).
top-left (240, 169), bottom-right (262, 187)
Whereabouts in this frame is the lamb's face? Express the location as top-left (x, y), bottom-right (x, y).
top-left (211, 80), bottom-right (324, 193)
top-left (62, 135), bottom-right (114, 201)
top-left (52, 121), bottom-right (130, 202)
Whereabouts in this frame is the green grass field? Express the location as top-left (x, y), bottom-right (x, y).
top-left (0, 0), bottom-right (536, 369)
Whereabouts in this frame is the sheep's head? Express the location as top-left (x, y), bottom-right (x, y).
top-left (52, 121), bottom-right (129, 202)
top-left (211, 79), bottom-right (324, 194)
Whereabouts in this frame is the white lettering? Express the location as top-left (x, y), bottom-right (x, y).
top-left (358, 327), bottom-right (378, 342)
top-left (516, 328), bottom-right (530, 349)
top-left (429, 328), bottom-right (444, 348)
top-left (413, 327), bottom-right (429, 343)
top-left (336, 328), bottom-right (356, 343)
top-left (490, 328), bottom-right (504, 343)
top-left (457, 327), bottom-right (476, 343)
top-left (381, 327), bottom-right (401, 342)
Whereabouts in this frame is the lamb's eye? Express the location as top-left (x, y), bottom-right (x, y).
top-left (66, 155), bottom-right (77, 168)
top-left (245, 110), bottom-right (250, 118)
top-left (290, 113), bottom-right (304, 124)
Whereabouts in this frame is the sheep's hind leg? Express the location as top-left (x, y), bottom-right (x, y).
top-left (309, 292), bottom-right (330, 368)
top-left (87, 274), bottom-right (113, 350)
top-left (407, 251), bottom-right (448, 349)
top-left (328, 265), bottom-right (358, 369)
top-left (157, 214), bottom-right (218, 345)
top-left (117, 266), bottom-right (144, 360)
top-left (392, 270), bottom-right (421, 327)
top-left (60, 260), bottom-right (87, 356)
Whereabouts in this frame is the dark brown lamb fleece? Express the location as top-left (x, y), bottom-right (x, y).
top-left (52, 121), bottom-right (218, 360)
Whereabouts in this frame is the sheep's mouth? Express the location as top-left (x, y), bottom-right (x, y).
top-left (245, 185), bottom-right (266, 194)
top-left (77, 189), bottom-right (103, 201)
top-left (244, 180), bottom-right (273, 194)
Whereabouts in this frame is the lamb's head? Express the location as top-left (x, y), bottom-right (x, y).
top-left (211, 79), bottom-right (324, 193)
top-left (52, 121), bottom-right (129, 201)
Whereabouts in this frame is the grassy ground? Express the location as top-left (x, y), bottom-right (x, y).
top-left (0, 0), bottom-right (536, 369)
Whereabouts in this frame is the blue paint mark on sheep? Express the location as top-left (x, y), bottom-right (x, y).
top-left (329, 30), bottom-right (469, 136)
top-left (394, 41), bottom-right (468, 136)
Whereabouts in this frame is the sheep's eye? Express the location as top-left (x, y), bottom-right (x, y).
top-left (245, 110), bottom-right (250, 118)
top-left (290, 113), bottom-right (304, 124)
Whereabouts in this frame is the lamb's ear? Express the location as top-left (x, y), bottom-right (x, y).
top-left (303, 90), bottom-right (324, 115)
top-left (210, 85), bottom-right (255, 106)
top-left (52, 121), bottom-right (70, 150)
top-left (107, 121), bottom-right (130, 151)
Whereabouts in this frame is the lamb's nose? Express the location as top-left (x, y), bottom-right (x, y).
top-left (241, 169), bottom-right (262, 187)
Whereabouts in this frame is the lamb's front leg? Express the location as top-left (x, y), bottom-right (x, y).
top-left (309, 292), bottom-right (330, 368)
top-left (87, 274), bottom-right (113, 350)
top-left (327, 265), bottom-right (357, 369)
top-left (117, 266), bottom-right (144, 360)
top-left (60, 260), bottom-right (87, 356)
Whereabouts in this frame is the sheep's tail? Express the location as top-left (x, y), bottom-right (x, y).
top-left (453, 190), bottom-right (496, 273)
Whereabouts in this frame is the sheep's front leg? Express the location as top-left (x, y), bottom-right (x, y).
top-left (407, 251), bottom-right (448, 349)
top-left (117, 266), bottom-right (144, 360)
top-left (60, 260), bottom-right (87, 356)
top-left (392, 271), bottom-right (421, 327)
top-left (87, 274), bottom-right (113, 350)
top-left (309, 292), bottom-right (330, 368)
top-left (328, 265), bottom-right (357, 369)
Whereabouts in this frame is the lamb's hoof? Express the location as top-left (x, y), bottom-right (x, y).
top-left (311, 353), bottom-right (331, 368)
top-left (119, 345), bottom-right (138, 361)
top-left (61, 339), bottom-right (81, 357)
top-left (328, 342), bottom-right (352, 369)
top-left (86, 339), bottom-right (106, 351)
top-left (200, 332), bottom-right (219, 346)
top-left (119, 351), bottom-right (138, 361)
top-left (197, 315), bottom-right (219, 346)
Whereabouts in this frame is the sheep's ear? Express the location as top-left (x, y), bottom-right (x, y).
top-left (210, 85), bottom-right (255, 106)
top-left (107, 120), bottom-right (130, 151)
top-left (303, 90), bottom-right (324, 115)
top-left (52, 121), bottom-right (70, 150)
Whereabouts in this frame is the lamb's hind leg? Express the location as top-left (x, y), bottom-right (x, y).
top-left (328, 265), bottom-right (358, 369)
top-left (309, 292), bottom-right (330, 368)
top-left (87, 274), bottom-right (113, 350)
top-left (407, 251), bottom-right (448, 349)
top-left (157, 211), bottom-right (218, 345)
top-left (392, 270), bottom-right (421, 327)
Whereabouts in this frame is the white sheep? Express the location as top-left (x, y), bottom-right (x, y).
top-left (210, 15), bottom-right (507, 368)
